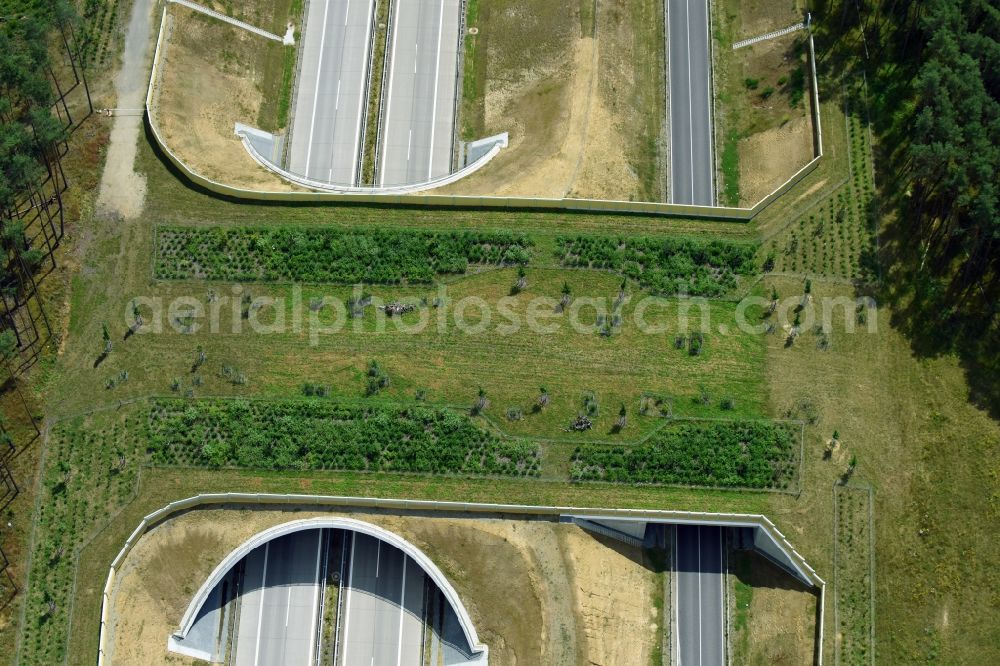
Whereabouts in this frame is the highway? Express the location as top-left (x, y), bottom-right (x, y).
top-left (287, 0), bottom-right (376, 185)
top-left (379, 0), bottom-right (462, 187)
top-left (339, 532), bottom-right (427, 666)
top-left (675, 524), bottom-right (725, 665)
top-left (233, 530), bottom-right (324, 666)
top-left (667, 0), bottom-right (715, 206)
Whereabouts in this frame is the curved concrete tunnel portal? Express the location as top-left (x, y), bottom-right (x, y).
top-left (169, 517), bottom-right (487, 665)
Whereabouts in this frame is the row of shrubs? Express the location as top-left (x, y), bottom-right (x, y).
top-left (556, 235), bottom-right (757, 296)
top-left (570, 420), bottom-right (797, 488)
top-left (155, 227), bottom-right (533, 283)
top-left (145, 399), bottom-right (541, 476)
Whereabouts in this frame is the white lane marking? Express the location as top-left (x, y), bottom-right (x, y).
top-left (341, 534), bottom-right (357, 666)
top-left (407, 129), bottom-right (412, 161)
top-left (427, 0), bottom-right (446, 179)
top-left (253, 543), bottom-right (270, 666)
top-left (380, 0), bottom-right (404, 186)
top-left (304, 0), bottom-right (332, 179)
top-left (306, 530), bottom-right (324, 662)
top-left (285, 583), bottom-right (292, 627)
top-left (336, 79), bottom-right (341, 110)
top-left (686, 0), bottom-right (696, 204)
top-left (697, 525), bottom-right (703, 665)
top-left (718, 527), bottom-right (725, 663)
top-left (673, 527), bottom-right (680, 661)
top-left (350, 0), bottom-right (376, 186)
top-left (375, 540), bottom-right (381, 578)
top-left (396, 556), bottom-right (408, 666)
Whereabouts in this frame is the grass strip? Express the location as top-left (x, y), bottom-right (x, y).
top-left (360, 0), bottom-right (392, 184)
top-left (459, 0), bottom-right (484, 140)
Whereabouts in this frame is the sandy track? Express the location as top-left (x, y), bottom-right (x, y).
top-left (95, 0), bottom-right (153, 220)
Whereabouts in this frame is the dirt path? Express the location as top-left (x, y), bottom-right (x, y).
top-left (95, 0), bottom-right (154, 220)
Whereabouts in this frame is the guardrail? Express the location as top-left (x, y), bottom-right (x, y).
top-left (97, 492), bottom-right (827, 665)
top-left (144, 4), bottom-right (825, 218)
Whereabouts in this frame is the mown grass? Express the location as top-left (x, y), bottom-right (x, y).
top-left (720, 124), bottom-right (742, 207)
top-left (459, 0), bottom-right (484, 141)
top-left (53, 267), bottom-right (768, 438)
top-left (360, 0), bottom-right (392, 184)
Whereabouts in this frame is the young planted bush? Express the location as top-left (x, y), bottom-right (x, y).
top-left (155, 227), bottom-right (533, 283)
top-left (145, 399), bottom-right (541, 476)
top-left (556, 235), bottom-right (756, 296)
top-left (571, 420), bottom-right (797, 488)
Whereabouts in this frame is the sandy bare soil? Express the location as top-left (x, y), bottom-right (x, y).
top-left (731, 549), bottom-right (817, 665)
top-left (738, 113), bottom-right (813, 205)
top-left (152, 6), bottom-right (297, 192)
top-left (95, 0), bottom-right (154, 221)
top-left (730, 0), bottom-right (806, 39)
top-left (440, 0), bottom-right (662, 201)
top-left (106, 506), bottom-right (663, 665)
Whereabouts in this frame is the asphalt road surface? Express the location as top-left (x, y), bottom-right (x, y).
top-left (667, 0), bottom-right (715, 206)
top-left (339, 532), bottom-right (427, 666)
top-left (675, 524), bottom-right (725, 665)
top-left (287, 0), bottom-right (375, 185)
top-left (379, 0), bottom-right (462, 187)
top-left (233, 530), bottom-right (324, 666)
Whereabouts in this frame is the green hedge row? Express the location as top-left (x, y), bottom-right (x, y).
top-left (155, 227), bottom-right (532, 283)
top-left (145, 399), bottom-right (541, 476)
top-left (571, 420), bottom-right (797, 488)
top-left (556, 235), bottom-right (757, 296)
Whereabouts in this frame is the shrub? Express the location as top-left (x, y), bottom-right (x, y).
top-left (145, 399), bottom-right (541, 476)
top-left (556, 235), bottom-right (756, 297)
top-left (571, 420), bottom-right (797, 488)
top-left (155, 227), bottom-right (533, 283)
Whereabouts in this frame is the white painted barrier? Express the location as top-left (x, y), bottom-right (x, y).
top-left (168, 0), bottom-right (284, 42)
top-left (173, 517), bottom-right (487, 660)
top-left (732, 22), bottom-right (806, 49)
top-left (236, 126), bottom-right (507, 195)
